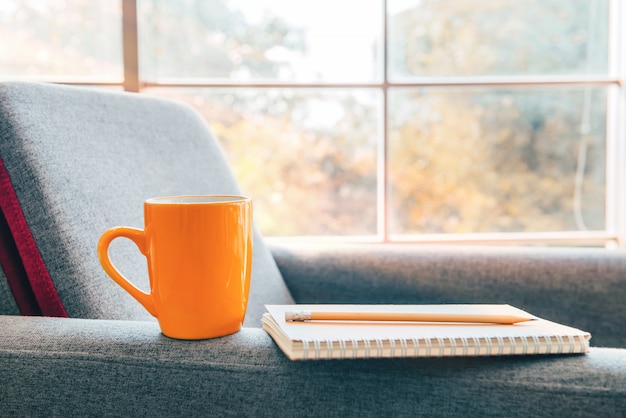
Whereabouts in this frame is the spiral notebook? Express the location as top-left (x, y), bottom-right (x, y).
top-left (262, 304), bottom-right (591, 361)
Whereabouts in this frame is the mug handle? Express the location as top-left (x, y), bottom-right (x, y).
top-left (97, 227), bottom-right (157, 317)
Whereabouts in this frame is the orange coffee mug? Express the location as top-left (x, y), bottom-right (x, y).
top-left (98, 195), bottom-right (253, 340)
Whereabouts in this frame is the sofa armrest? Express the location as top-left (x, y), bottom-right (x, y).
top-left (270, 243), bottom-right (626, 348)
top-left (2, 315), bottom-right (626, 417)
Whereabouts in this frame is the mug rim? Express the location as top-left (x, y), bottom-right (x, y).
top-left (145, 195), bottom-right (251, 205)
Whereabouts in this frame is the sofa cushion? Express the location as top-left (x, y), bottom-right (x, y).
top-left (2, 315), bottom-right (626, 417)
top-left (0, 156), bottom-right (66, 316)
top-left (0, 81), bottom-right (293, 326)
top-left (272, 242), bottom-right (626, 347)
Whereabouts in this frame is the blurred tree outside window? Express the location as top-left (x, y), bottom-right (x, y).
top-left (0, 0), bottom-right (122, 80)
top-left (1, 0), bottom-right (622, 246)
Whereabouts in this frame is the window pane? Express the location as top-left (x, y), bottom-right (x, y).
top-left (139, 0), bottom-right (381, 82)
top-left (145, 87), bottom-right (379, 236)
top-left (388, 0), bottom-right (609, 78)
top-left (388, 87), bottom-right (607, 234)
top-left (0, 0), bottom-right (123, 78)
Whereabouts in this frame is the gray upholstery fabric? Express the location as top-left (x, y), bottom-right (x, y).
top-left (271, 243), bottom-right (626, 348)
top-left (1, 315), bottom-right (625, 417)
top-left (0, 265), bottom-right (19, 315)
top-left (0, 81), bottom-right (292, 326)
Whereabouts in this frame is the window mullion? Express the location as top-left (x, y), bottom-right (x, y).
top-left (608, 0), bottom-right (626, 246)
top-left (122, 0), bottom-right (140, 92)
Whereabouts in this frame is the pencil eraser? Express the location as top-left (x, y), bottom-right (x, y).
top-left (285, 311), bottom-right (311, 321)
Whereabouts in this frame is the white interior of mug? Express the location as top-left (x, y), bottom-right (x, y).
top-left (146, 195), bottom-right (250, 204)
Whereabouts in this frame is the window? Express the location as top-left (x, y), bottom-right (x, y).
top-left (1, 0), bottom-right (624, 246)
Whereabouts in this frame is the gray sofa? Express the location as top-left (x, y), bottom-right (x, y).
top-left (1, 81), bottom-right (625, 417)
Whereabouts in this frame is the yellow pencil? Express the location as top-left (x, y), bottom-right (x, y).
top-left (285, 310), bottom-right (536, 324)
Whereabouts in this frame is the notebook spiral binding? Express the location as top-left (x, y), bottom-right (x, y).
top-left (299, 334), bottom-right (588, 360)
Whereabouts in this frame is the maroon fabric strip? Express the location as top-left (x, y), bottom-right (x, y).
top-left (0, 208), bottom-right (42, 315)
top-left (0, 156), bottom-right (67, 317)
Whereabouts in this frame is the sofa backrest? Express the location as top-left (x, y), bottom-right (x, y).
top-left (0, 81), bottom-right (292, 326)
